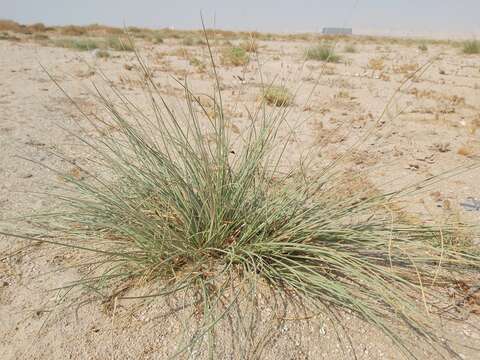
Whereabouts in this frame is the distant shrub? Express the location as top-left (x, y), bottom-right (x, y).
top-left (221, 46), bottom-right (249, 66)
top-left (32, 33), bottom-right (49, 41)
top-left (0, 31), bottom-right (20, 41)
top-left (54, 38), bottom-right (101, 51)
top-left (61, 25), bottom-right (87, 36)
top-left (152, 33), bottom-right (164, 44)
top-left (263, 85), bottom-right (293, 107)
top-left (418, 43), bottom-right (428, 52)
top-left (240, 38), bottom-right (258, 53)
top-left (305, 45), bottom-right (341, 62)
top-left (107, 37), bottom-right (134, 51)
top-left (28, 23), bottom-right (47, 32)
top-left (0, 19), bottom-right (22, 32)
top-left (189, 57), bottom-right (206, 72)
top-left (131, 31), bottom-right (149, 39)
top-left (181, 36), bottom-right (205, 46)
top-left (463, 40), bottom-right (480, 54)
top-left (85, 24), bottom-right (124, 35)
top-left (344, 44), bottom-right (356, 53)
top-left (127, 26), bottom-right (143, 33)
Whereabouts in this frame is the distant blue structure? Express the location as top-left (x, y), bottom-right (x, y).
top-left (322, 27), bottom-right (353, 35)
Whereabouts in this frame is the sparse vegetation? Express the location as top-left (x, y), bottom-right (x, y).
top-left (305, 45), bottom-right (341, 62)
top-left (221, 46), bottom-right (249, 66)
top-left (5, 40), bottom-right (480, 359)
top-left (2, 21), bottom-right (480, 360)
top-left (189, 57), bottom-right (206, 72)
top-left (33, 33), bottom-right (49, 41)
top-left (344, 44), bottom-right (356, 53)
top-left (106, 36), bottom-right (134, 51)
top-left (0, 19), bottom-right (24, 32)
top-left (463, 40), bottom-right (480, 54)
top-left (151, 32), bottom-right (164, 44)
top-left (368, 57), bottom-right (385, 71)
top-left (49, 36), bottom-right (133, 52)
top-left (181, 36), bottom-right (204, 46)
top-left (53, 37), bottom-right (101, 51)
top-left (29, 22), bottom-right (47, 32)
top-left (240, 38), bottom-right (258, 52)
top-left (393, 62), bottom-right (419, 74)
top-left (60, 25), bottom-right (87, 36)
top-left (263, 85), bottom-right (293, 106)
top-left (0, 31), bottom-right (20, 41)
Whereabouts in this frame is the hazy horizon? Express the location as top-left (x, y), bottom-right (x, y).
top-left (2, 0), bottom-right (480, 39)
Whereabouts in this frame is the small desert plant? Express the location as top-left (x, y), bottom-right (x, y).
top-left (368, 57), bottom-right (385, 71)
top-left (189, 57), bottom-right (206, 72)
top-left (221, 46), bottom-right (249, 66)
top-left (53, 38), bottom-right (101, 51)
top-left (262, 85), bottom-right (293, 107)
top-left (344, 44), bottom-right (356, 53)
top-left (3, 35), bottom-right (480, 360)
top-left (305, 45), bottom-right (341, 62)
top-left (95, 49), bottom-right (110, 59)
top-left (463, 40), bottom-right (480, 54)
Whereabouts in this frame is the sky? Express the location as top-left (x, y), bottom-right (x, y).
top-left (2, 0), bottom-right (480, 38)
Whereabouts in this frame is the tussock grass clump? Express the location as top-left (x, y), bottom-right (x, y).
top-left (263, 85), bottom-right (293, 107)
top-left (463, 40), bottom-right (480, 54)
top-left (305, 44), bottom-right (341, 62)
top-left (4, 40), bottom-right (480, 359)
top-left (221, 46), bottom-right (249, 66)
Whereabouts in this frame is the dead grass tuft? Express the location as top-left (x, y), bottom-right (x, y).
top-left (263, 85), bottom-right (293, 107)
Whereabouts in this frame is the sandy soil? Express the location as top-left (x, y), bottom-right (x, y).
top-left (1, 33), bottom-right (480, 359)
